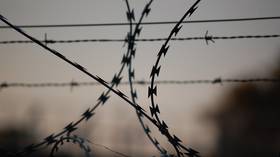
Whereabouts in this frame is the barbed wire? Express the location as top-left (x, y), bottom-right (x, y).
top-left (0, 78), bottom-right (279, 90)
top-left (0, 34), bottom-right (279, 45)
top-left (124, 0), bottom-right (169, 155)
top-left (1, 1), bottom-right (279, 157)
top-left (0, 1), bottom-right (205, 156)
top-left (49, 135), bottom-right (132, 157)
top-left (0, 1), bottom-right (146, 156)
top-left (0, 16), bottom-right (279, 29)
top-left (50, 135), bottom-right (92, 157)
top-left (0, 1), bottom-right (167, 157)
top-left (148, 0), bottom-right (202, 156)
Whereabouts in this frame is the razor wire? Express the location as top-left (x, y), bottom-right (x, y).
top-left (148, 0), bottom-right (202, 156)
top-left (0, 0), bottom-right (174, 157)
top-left (49, 135), bottom-right (92, 157)
top-left (1, 0), bottom-right (201, 156)
top-left (124, 0), bottom-right (170, 155)
top-left (1, 0), bottom-right (279, 157)
top-left (0, 0), bottom-right (146, 156)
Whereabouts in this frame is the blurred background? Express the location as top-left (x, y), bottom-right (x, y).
top-left (0, 0), bottom-right (280, 156)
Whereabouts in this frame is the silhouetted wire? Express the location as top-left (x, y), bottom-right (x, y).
top-left (0, 34), bottom-right (279, 44)
top-left (125, 0), bottom-right (169, 155)
top-left (50, 135), bottom-right (91, 157)
top-left (0, 16), bottom-right (279, 29)
top-left (148, 0), bottom-right (202, 156)
top-left (50, 134), bottom-right (132, 157)
top-left (1, 78), bottom-right (279, 90)
top-left (0, 3), bottom-right (158, 156)
top-left (1, 3), bottom-right (164, 157)
top-left (1, 5), bottom-right (279, 157)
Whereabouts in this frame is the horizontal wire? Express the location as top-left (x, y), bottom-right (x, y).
top-left (0, 34), bottom-right (279, 44)
top-left (0, 16), bottom-right (280, 29)
top-left (0, 78), bottom-right (279, 90)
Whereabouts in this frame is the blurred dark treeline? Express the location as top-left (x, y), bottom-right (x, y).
top-left (209, 58), bottom-right (280, 157)
top-left (0, 126), bottom-right (78, 157)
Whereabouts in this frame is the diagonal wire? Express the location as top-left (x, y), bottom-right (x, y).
top-left (0, 10), bottom-right (157, 156)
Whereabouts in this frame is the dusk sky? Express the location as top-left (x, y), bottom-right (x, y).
top-left (0, 0), bottom-right (279, 156)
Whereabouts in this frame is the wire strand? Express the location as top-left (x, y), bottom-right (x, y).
top-left (1, 78), bottom-right (279, 90)
top-left (0, 16), bottom-right (280, 29)
top-left (0, 34), bottom-right (279, 44)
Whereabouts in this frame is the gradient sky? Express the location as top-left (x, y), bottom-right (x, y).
top-left (0, 0), bottom-right (280, 156)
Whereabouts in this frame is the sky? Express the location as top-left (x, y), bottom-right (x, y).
top-left (0, 0), bottom-right (280, 156)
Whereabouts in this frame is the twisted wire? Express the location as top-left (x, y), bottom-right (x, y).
top-left (0, 34), bottom-right (279, 44)
top-left (1, 78), bottom-right (279, 90)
